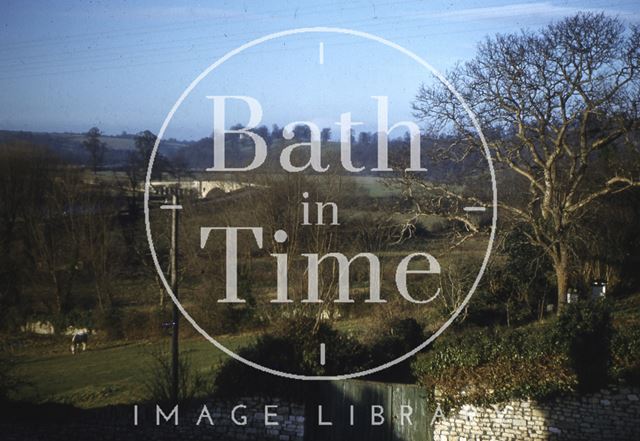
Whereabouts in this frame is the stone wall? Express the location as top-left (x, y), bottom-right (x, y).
top-left (433, 386), bottom-right (640, 440)
top-left (172, 397), bottom-right (305, 441)
top-left (4, 387), bottom-right (640, 440)
top-left (2, 397), bottom-right (305, 441)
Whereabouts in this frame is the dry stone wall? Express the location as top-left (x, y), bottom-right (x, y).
top-left (433, 386), bottom-right (640, 440)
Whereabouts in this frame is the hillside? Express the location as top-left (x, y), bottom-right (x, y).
top-left (0, 130), bottom-right (191, 168)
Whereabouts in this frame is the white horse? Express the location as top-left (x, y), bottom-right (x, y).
top-left (70, 330), bottom-right (89, 354)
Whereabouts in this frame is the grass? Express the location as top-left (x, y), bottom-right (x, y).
top-left (8, 334), bottom-right (253, 408)
top-left (6, 290), bottom-right (639, 410)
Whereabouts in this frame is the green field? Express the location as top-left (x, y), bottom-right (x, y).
top-left (6, 292), bottom-right (639, 410)
top-left (8, 334), bottom-right (253, 408)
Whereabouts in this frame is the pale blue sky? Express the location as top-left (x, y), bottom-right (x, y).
top-left (1, 0), bottom-right (639, 139)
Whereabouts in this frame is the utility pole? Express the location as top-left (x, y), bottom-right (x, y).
top-left (170, 192), bottom-right (179, 404)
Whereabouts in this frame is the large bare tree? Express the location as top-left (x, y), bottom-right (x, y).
top-left (410, 13), bottom-right (640, 311)
top-left (82, 127), bottom-right (106, 174)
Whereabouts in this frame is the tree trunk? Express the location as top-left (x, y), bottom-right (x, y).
top-left (553, 244), bottom-right (570, 315)
top-left (95, 280), bottom-right (104, 312)
top-left (52, 270), bottom-right (62, 315)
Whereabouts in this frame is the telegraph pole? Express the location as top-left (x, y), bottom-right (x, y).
top-left (170, 193), bottom-right (180, 404)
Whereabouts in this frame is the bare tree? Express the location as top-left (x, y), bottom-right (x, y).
top-left (25, 167), bottom-right (84, 314)
top-left (232, 171), bottom-right (344, 329)
top-left (410, 13), bottom-right (640, 311)
top-left (437, 256), bottom-right (479, 322)
top-left (122, 130), bottom-right (160, 216)
top-left (0, 143), bottom-right (56, 325)
top-left (81, 189), bottom-right (119, 312)
top-left (82, 127), bottom-right (106, 174)
top-left (0, 143), bottom-right (52, 251)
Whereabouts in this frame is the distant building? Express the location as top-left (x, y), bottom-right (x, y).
top-left (567, 288), bottom-right (580, 304)
top-left (591, 280), bottom-right (607, 299)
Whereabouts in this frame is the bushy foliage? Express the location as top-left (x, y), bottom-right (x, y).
top-left (34, 309), bottom-right (95, 337)
top-left (411, 325), bottom-right (576, 409)
top-left (412, 300), bottom-right (621, 407)
top-left (474, 227), bottom-right (554, 326)
top-left (192, 264), bottom-right (262, 335)
top-left (120, 308), bottom-right (168, 340)
top-left (555, 300), bottom-right (613, 392)
top-left (214, 316), bottom-right (370, 399)
top-left (369, 317), bottom-right (424, 382)
top-left (612, 325), bottom-right (640, 384)
top-left (93, 308), bottom-right (123, 340)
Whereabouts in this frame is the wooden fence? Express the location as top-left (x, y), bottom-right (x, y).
top-left (305, 380), bottom-right (432, 441)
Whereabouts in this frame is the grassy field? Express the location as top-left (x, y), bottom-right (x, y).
top-left (7, 334), bottom-right (253, 408)
top-left (6, 290), bottom-right (638, 410)
top-left (5, 318), bottom-right (386, 409)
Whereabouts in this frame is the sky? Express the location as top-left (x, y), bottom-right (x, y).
top-left (1, 0), bottom-right (639, 140)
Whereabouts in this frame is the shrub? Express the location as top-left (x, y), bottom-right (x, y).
top-left (472, 227), bottom-right (554, 327)
top-left (121, 309), bottom-right (147, 340)
top-left (214, 316), bottom-right (370, 399)
top-left (555, 300), bottom-right (613, 392)
top-left (369, 317), bottom-right (424, 382)
top-left (193, 264), bottom-right (261, 335)
top-left (203, 303), bottom-right (253, 335)
top-left (93, 307), bottom-right (123, 340)
top-left (411, 325), bottom-right (576, 409)
top-left (52, 309), bottom-right (94, 333)
top-left (611, 324), bottom-right (640, 385)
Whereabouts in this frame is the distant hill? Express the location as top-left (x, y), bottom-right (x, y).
top-left (0, 130), bottom-right (191, 168)
top-left (0, 129), bottom-right (478, 179)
